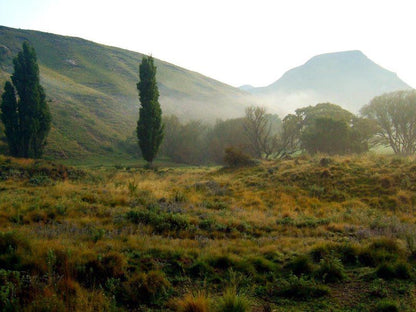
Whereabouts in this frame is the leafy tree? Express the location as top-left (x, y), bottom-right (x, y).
top-left (243, 106), bottom-right (281, 159)
top-left (0, 42), bottom-right (51, 158)
top-left (281, 103), bottom-right (375, 155)
top-left (136, 56), bottom-right (164, 165)
top-left (206, 117), bottom-right (252, 164)
top-left (361, 90), bottom-right (416, 155)
top-left (160, 116), bottom-right (208, 164)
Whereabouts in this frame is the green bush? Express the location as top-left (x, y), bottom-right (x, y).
top-left (275, 275), bottom-right (329, 300)
top-left (124, 270), bottom-right (171, 305)
top-left (315, 255), bottom-right (346, 283)
top-left (359, 239), bottom-right (401, 267)
top-left (216, 287), bottom-right (250, 312)
top-left (374, 299), bottom-right (399, 312)
top-left (126, 209), bottom-right (192, 234)
top-left (285, 255), bottom-right (314, 276)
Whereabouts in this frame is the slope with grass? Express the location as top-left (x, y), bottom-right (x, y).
top-left (1, 154), bottom-right (416, 311)
top-left (0, 26), bottom-right (252, 158)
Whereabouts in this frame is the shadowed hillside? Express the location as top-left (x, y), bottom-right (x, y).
top-left (0, 26), bottom-right (252, 158)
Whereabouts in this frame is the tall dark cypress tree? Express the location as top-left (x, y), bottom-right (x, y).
top-left (136, 56), bottom-right (164, 166)
top-left (0, 42), bottom-right (51, 158)
top-left (1, 81), bottom-right (19, 156)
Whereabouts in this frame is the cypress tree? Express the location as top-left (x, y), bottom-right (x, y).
top-left (136, 56), bottom-right (164, 166)
top-left (0, 42), bottom-right (51, 158)
top-left (1, 81), bottom-right (19, 156)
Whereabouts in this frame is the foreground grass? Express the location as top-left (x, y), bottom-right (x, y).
top-left (1, 154), bottom-right (416, 311)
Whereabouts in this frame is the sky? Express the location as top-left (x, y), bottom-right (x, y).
top-left (1, 0), bottom-right (415, 88)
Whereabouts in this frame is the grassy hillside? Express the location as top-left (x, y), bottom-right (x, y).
top-left (0, 26), bottom-right (252, 159)
top-left (1, 154), bottom-right (416, 310)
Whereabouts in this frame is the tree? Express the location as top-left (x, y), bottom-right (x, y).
top-left (281, 103), bottom-right (375, 155)
top-left (136, 56), bottom-right (164, 166)
top-left (0, 42), bottom-right (51, 158)
top-left (243, 106), bottom-right (281, 159)
top-left (361, 90), bottom-right (416, 155)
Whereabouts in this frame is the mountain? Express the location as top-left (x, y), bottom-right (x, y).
top-left (0, 26), bottom-right (252, 158)
top-left (246, 50), bottom-right (412, 114)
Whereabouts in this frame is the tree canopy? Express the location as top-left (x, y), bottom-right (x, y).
top-left (361, 90), bottom-right (416, 155)
top-left (281, 103), bottom-right (376, 155)
top-left (1, 42), bottom-right (51, 158)
top-left (136, 56), bottom-right (164, 165)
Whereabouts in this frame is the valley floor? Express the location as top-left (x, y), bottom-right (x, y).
top-left (1, 154), bottom-right (416, 311)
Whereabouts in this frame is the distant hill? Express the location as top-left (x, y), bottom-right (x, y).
top-left (0, 26), bottom-right (251, 158)
top-left (245, 50), bottom-right (412, 114)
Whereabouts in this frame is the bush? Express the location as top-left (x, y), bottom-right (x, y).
top-left (126, 209), bottom-right (192, 234)
top-left (358, 239), bottom-right (401, 267)
top-left (375, 262), bottom-right (412, 280)
top-left (175, 293), bottom-right (210, 312)
top-left (0, 231), bottom-right (30, 270)
top-left (223, 147), bottom-right (256, 168)
top-left (124, 270), bottom-right (171, 305)
top-left (275, 275), bottom-right (329, 300)
top-left (285, 255), bottom-right (314, 276)
top-left (374, 299), bottom-right (399, 312)
top-left (216, 287), bottom-right (250, 312)
top-left (315, 255), bottom-right (346, 283)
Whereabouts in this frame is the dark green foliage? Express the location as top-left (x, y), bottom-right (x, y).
top-left (1, 42), bottom-right (51, 158)
top-left (374, 299), bottom-right (399, 312)
top-left (285, 255), bottom-right (314, 276)
top-left (136, 55), bottom-right (164, 165)
top-left (0, 82), bottom-right (19, 156)
top-left (315, 255), bottom-right (346, 283)
top-left (282, 103), bottom-right (376, 155)
top-left (124, 271), bottom-right (171, 305)
top-left (126, 209), bottom-right (192, 234)
top-left (273, 275), bottom-right (329, 300)
top-left (359, 239), bottom-right (402, 267)
top-left (375, 262), bottom-right (412, 280)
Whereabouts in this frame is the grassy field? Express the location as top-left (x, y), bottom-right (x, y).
top-left (1, 154), bottom-right (416, 311)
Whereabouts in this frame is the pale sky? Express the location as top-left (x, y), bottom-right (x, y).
top-left (1, 0), bottom-right (415, 88)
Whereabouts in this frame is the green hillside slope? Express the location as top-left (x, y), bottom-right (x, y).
top-left (0, 26), bottom-right (251, 158)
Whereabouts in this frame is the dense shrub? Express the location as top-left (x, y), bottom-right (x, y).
top-left (223, 147), bottom-right (256, 168)
top-left (124, 270), bottom-right (171, 305)
top-left (359, 239), bottom-right (402, 267)
top-left (274, 275), bottom-right (329, 300)
top-left (126, 209), bottom-right (192, 234)
top-left (315, 255), bottom-right (346, 283)
top-left (285, 255), bottom-right (314, 276)
top-left (374, 299), bottom-right (399, 312)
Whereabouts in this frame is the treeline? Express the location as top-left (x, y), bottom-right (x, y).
top-left (135, 90), bottom-right (416, 165)
top-left (159, 108), bottom-right (281, 165)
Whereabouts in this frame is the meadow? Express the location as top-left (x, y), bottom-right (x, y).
top-left (1, 154), bottom-right (416, 311)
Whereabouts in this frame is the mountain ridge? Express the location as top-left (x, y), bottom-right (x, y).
top-left (244, 50), bottom-right (412, 114)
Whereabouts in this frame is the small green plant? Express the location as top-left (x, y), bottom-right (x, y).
top-left (127, 178), bottom-right (138, 196)
top-left (315, 254), bottom-right (346, 283)
top-left (216, 287), bottom-right (250, 312)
